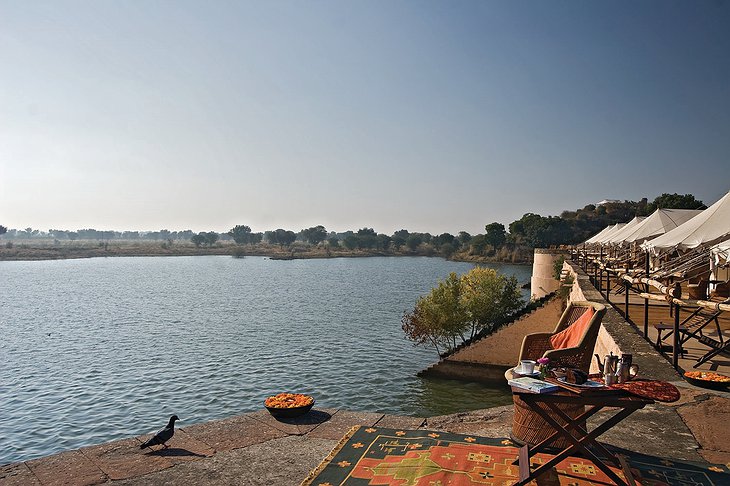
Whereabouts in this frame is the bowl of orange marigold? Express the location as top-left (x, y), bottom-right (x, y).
top-left (684, 371), bottom-right (730, 390)
top-left (264, 393), bottom-right (315, 418)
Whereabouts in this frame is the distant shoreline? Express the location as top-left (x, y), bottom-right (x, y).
top-left (0, 241), bottom-right (532, 265)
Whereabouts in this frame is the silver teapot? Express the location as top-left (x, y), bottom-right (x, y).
top-left (617, 354), bottom-right (639, 383)
top-left (595, 352), bottom-right (619, 385)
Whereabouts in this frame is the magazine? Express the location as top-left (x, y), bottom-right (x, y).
top-left (508, 376), bottom-right (559, 393)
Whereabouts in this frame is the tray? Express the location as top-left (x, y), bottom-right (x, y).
top-left (546, 377), bottom-right (622, 395)
top-left (558, 377), bottom-right (604, 388)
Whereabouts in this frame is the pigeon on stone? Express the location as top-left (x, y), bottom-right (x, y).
top-left (140, 415), bottom-right (179, 450)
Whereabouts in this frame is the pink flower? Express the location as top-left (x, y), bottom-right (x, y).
top-left (537, 357), bottom-right (550, 366)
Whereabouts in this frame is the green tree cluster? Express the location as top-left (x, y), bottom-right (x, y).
top-left (300, 225), bottom-right (327, 245)
top-left (504, 192), bottom-right (706, 249)
top-left (191, 232), bottom-right (219, 247)
top-left (646, 193), bottom-right (705, 213)
top-left (401, 267), bottom-right (524, 355)
top-left (228, 225), bottom-right (263, 245)
top-left (265, 229), bottom-right (297, 246)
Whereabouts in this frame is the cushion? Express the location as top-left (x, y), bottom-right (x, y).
top-left (549, 307), bottom-right (595, 350)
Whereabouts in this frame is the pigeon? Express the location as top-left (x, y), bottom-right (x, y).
top-left (140, 415), bottom-right (180, 450)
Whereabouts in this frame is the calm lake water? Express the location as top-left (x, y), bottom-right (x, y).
top-left (0, 256), bottom-right (531, 464)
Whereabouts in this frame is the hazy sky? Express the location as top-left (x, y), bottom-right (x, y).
top-left (1, 1), bottom-right (728, 235)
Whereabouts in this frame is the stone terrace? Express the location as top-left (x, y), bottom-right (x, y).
top-left (1, 381), bottom-right (729, 486)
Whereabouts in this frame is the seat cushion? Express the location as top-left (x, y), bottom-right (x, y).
top-left (549, 307), bottom-right (595, 349)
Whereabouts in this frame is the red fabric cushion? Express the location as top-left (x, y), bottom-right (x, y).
top-left (549, 307), bottom-right (595, 349)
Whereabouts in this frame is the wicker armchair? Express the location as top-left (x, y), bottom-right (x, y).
top-left (518, 301), bottom-right (607, 372)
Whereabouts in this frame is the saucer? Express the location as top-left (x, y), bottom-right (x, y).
top-left (513, 366), bottom-right (540, 377)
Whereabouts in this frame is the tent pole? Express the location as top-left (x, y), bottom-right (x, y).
top-left (673, 302), bottom-right (680, 369)
top-left (643, 252), bottom-right (650, 338)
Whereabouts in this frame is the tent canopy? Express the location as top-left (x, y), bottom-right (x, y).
top-left (621, 209), bottom-right (703, 245)
top-left (584, 224), bottom-right (616, 244)
top-left (642, 190), bottom-right (730, 254)
top-left (585, 223), bottom-right (626, 245)
top-left (604, 216), bottom-right (646, 244)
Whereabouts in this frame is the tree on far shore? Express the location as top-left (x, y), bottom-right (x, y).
top-left (647, 193), bottom-right (706, 213)
top-left (191, 231), bottom-right (219, 247)
top-left (484, 222), bottom-right (506, 251)
top-left (266, 229), bottom-right (296, 247)
top-left (301, 225), bottom-right (327, 245)
top-left (228, 225), bottom-right (253, 245)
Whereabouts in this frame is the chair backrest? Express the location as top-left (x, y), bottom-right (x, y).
top-left (548, 301), bottom-right (607, 370)
top-left (552, 301), bottom-right (606, 334)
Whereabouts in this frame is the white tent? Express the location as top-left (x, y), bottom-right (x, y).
top-left (584, 225), bottom-right (616, 244)
top-left (620, 209), bottom-right (703, 245)
top-left (603, 216), bottom-right (646, 244)
top-left (586, 223), bottom-right (626, 245)
top-left (642, 190), bottom-right (730, 254)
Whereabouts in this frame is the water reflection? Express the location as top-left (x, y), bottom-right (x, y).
top-left (405, 377), bottom-right (512, 417)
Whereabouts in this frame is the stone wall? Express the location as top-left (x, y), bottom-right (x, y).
top-left (419, 298), bottom-right (564, 382)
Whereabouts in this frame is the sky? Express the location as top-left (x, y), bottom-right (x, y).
top-left (1, 1), bottom-right (728, 235)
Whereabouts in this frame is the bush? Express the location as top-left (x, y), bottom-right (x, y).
top-left (553, 256), bottom-right (566, 280)
top-left (402, 267), bottom-right (524, 355)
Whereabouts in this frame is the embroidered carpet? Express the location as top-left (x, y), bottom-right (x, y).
top-left (301, 426), bottom-right (729, 486)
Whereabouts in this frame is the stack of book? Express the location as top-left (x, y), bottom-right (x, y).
top-left (508, 376), bottom-right (559, 393)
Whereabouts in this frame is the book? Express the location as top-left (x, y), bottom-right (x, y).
top-left (508, 376), bottom-right (560, 393)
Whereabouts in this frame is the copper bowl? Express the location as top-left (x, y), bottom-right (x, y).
top-left (684, 373), bottom-right (730, 390)
top-left (265, 400), bottom-right (315, 418)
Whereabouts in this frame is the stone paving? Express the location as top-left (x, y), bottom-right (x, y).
top-left (1, 383), bottom-right (728, 486)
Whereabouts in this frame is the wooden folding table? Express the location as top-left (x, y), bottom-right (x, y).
top-left (511, 384), bottom-right (653, 486)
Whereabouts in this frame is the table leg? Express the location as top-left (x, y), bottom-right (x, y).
top-left (518, 400), bottom-right (642, 486)
top-left (525, 409), bottom-right (630, 486)
top-left (528, 403), bottom-right (604, 456)
top-left (543, 402), bottom-right (620, 462)
top-left (518, 445), bottom-right (530, 483)
top-left (617, 453), bottom-right (637, 486)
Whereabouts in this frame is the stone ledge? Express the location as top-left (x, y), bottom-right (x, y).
top-left (3, 395), bottom-right (728, 486)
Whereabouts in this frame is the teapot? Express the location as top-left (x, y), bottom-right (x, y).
top-left (595, 352), bottom-right (639, 384)
top-left (595, 352), bottom-right (619, 385)
top-left (617, 354), bottom-right (639, 383)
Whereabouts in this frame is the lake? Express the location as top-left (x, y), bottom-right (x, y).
top-left (0, 256), bottom-right (531, 464)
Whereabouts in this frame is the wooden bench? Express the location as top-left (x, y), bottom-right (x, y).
top-left (654, 322), bottom-right (687, 355)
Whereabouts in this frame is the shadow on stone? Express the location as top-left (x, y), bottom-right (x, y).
top-left (146, 448), bottom-right (207, 458)
top-left (274, 409), bottom-right (331, 425)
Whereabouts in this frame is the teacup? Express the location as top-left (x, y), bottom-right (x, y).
top-left (518, 360), bottom-right (536, 374)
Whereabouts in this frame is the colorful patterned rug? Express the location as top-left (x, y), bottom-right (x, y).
top-left (301, 426), bottom-right (729, 486)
